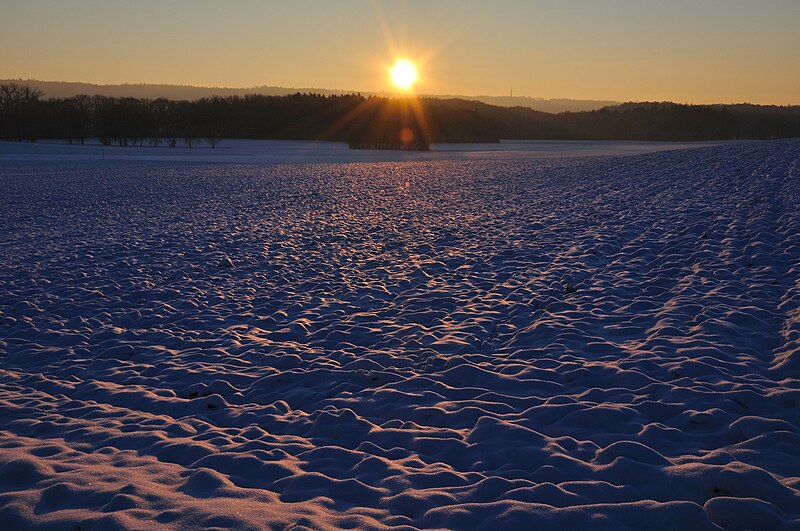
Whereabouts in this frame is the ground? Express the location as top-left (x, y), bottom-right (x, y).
top-left (1, 139), bottom-right (799, 530)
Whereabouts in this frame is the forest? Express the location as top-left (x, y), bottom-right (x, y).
top-left (1, 83), bottom-right (799, 149)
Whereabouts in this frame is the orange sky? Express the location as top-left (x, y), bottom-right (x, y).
top-left (1, 0), bottom-right (798, 104)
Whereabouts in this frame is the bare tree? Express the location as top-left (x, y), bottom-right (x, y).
top-left (0, 83), bottom-right (43, 141)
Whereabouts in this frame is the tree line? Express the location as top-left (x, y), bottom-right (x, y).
top-left (1, 83), bottom-right (798, 149)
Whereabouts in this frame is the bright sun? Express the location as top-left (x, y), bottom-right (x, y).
top-left (390, 59), bottom-right (418, 91)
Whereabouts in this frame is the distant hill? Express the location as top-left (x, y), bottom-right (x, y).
top-left (440, 95), bottom-right (620, 113)
top-left (611, 101), bottom-right (800, 116)
top-left (0, 79), bottom-right (620, 113)
top-left (0, 79), bottom-right (351, 101)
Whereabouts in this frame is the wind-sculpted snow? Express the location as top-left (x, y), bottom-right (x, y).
top-left (1, 140), bottom-right (799, 530)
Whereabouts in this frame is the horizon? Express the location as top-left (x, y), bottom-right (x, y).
top-left (4, 77), bottom-right (798, 109)
top-left (1, 1), bottom-right (799, 106)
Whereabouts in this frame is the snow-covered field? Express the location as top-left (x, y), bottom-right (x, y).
top-left (1, 139), bottom-right (799, 530)
top-left (0, 138), bottom-right (728, 164)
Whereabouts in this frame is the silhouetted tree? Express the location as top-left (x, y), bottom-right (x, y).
top-left (2, 84), bottom-right (798, 146)
top-left (0, 83), bottom-right (43, 141)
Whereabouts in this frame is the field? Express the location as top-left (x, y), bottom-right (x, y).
top-left (1, 139), bottom-right (799, 530)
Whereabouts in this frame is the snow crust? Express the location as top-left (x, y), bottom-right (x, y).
top-left (1, 139), bottom-right (799, 530)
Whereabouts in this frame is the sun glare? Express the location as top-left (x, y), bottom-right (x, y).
top-left (390, 59), bottom-right (418, 91)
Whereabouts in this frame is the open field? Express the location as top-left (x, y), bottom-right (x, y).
top-left (1, 139), bottom-right (799, 530)
top-left (0, 138), bottom-right (728, 164)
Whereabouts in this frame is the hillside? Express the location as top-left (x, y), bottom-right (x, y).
top-left (0, 79), bottom-right (619, 113)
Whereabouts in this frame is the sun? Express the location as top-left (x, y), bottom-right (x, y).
top-left (390, 59), bottom-right (418, 91)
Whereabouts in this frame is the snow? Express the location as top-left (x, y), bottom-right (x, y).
top-left (0, 138), bottom-right (730, 164)
top-left (0, 138), bottom-right (799, 530)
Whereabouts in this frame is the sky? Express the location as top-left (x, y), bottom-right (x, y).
top-left (1, 0), bottom-right (798, 104)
